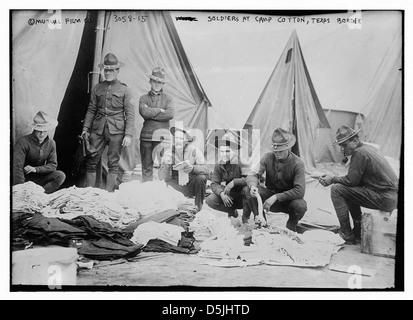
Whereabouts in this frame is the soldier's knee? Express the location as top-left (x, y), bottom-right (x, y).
top-left (193, 174), bottom-right (207, 183)
top-left (330, 184), bottom-right (346, 199)
top-left (205, 194), bottom-right (219, 207)
top-left (57, 171), bottom-right (66, 183)
top-left (242, 186), bottom-right (251, 198)
top-left (289, 199), bottom-right (307, 218)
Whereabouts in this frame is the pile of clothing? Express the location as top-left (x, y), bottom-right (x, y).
top-left (12, 182), bottom-right (49, 213)
top-left (12, 181), bottom-right (200, 261)
top-left (191, 208), bottom-right (345, 267)
top-left (188, 207), bottom-right (231, 241)
top-left (245, 227), bottom-right (344, 266)
top-left (12, 212), bottom-right (143, 260)
top-left (132, 221), bottom-right (184, 246)
top-left (115, 180), bottom-right (188, 216)
top-left (131, 221), bottom-right (198, 254)
top-left (43, 186), bottom-right (139, 229)
top-left (177, 203), bottom-right (200, 230)
top-left (14, 181), bottom-right (189, 231)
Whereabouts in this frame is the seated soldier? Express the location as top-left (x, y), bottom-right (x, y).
top-left (158, 126), bottom-right (210, 211)
top-left (205, 132), bottom-right (250, 218)
top-left (13, 111), bottom-right (66, 194)
top-left (319, 126), bottom-right (399, 244)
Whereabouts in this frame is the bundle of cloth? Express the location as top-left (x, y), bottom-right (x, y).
top-left (115, 180), bottom-right (188, 216)
top-left (12, 182), bottom-right (49, 213)
top-left (192, 210), bottom-right (345, 267)
top-left (43, 186), bottom-right (140, 229)
top-left (131, 221), bottom-right (198, 254)
top-left (12, 211), bottom-right (143, 261)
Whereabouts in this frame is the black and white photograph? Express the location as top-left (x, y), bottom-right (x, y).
top-left (4, 2), bottom-right (409, 300)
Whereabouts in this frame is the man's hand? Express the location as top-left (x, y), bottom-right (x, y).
top-left (182, 162), bottom-right (193, 174)
top-left (319, 174), bottom-right (334, 187)
top-left (220, 192), bottom-right (233, 207)
top-left (81, 131), bottom-right (89, 139)
top-left (173, 161), bottom-right (193, 173)
top-left (224, 180), bottom-right (235, 195)
top-left (250, 186), bottom-right (259, 198)
top-left (263, 195), bottom-right (277, 213)
top-left (163, 154), bottom-right (173, 165)
top-left (122, 136), bottom-right (132, 148)
top-left (24, 165), bottom-right (36, 175)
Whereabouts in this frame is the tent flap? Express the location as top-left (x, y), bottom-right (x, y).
top-left (100, 11), bottom-right (211, 171)
top-left (12, 10), bottom-right (87, 141)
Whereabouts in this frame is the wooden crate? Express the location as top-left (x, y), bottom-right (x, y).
top-left (361, 209), bottom-right (397, 258)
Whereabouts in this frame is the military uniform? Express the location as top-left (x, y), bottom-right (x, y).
top-left (82, 79), bottom-right (135, 187)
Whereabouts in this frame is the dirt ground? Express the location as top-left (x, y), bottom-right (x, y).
top-left (72, 170), bottom-right (395, 291)
top-left (76, 245), bottom-right (396, 289)
top-left (76, 178), bottom-right (398, 290)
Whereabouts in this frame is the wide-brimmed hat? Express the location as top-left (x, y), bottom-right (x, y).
top-left (31, 111), bottom-right (58, 132)
top-left (217, 132), bottom-right (240, 150)
top-left (147, 67), bottom-right (166, 83)
top-left (98, 53), bottom-right (125, 70)
top-left (170, 126), bottom-right (195, 142)
top-left (333, 126), bottom-right (361, 145)
top-left (268, 128), bottom-right (296, 151)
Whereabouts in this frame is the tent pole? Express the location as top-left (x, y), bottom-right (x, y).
top-left (91, 10), bottom-right (105, 89)
top-left (92, 10), bottom-right (105, 188)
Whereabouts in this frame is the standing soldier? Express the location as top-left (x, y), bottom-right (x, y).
top-left (139, 67), bottom-right (175, 182)
top-left (81, 53), bottom-right (135, 192)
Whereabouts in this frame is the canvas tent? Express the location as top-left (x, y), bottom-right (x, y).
top-left (243, 30), bottom-right (334, 171)
top-left (176, 11), bottom-right (402, 169)
top-left (322, 100), bottom-right (363, 163)
top-left (12, 11), bottom-right (87, 143)
top-left (12, 10), bottom-right (211, 187)
top-left (320, 32), bottom-right (402, 161)
top-left (359, 33), bottom-right (402, 160)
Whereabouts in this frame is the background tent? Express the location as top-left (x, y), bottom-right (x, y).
top-left (321, 99), bottom-right (364, 163)
top-left (171, 11), bottom-right (402, 165)
top-left (243, 30), bottom-right (332, 171)
top-left (101, 11), bottom-right (211, 174)
top-left (359, 33), bottom-right (402, 160)
top-left (11, 10), bottom-right (403, 188)
top-left (11, 10), bottom-right (86, 142)
top-left (12, 10), bottom-right (211, 188)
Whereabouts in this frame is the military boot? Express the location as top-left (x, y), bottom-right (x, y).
top-left (339, 230), bottom-right (356, 245)
top-left (85, 172), bottom-right (96, 188)
top-left (353, 219), bottom-right (361, 242)
top-left (106, 173), bottom-right (118, 192)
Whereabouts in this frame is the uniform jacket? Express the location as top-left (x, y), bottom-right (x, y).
top-left (13, 133), bottom-right (58, 185)
top-left (246, 151), bottom-right (306, 202)
top-left (210, 156), bottom-right (248, 196)
top-left (82, 79), bottom-right (135, 137)
top-left (332, 143), bottom-right (399, 193)
top-left (139, 90), bottom-right (175, 142)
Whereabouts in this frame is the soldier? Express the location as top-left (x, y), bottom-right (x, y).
top-left (206, 132), bottom-right (249, 218)
top-left (81, 53), bottom-right (135, 192)
top-left (13, 111), bottom-right (65, 194)
top-left (243, 128), bottom-right (307, 231)
top-left (319, 126), bottom-right (399, 244)
top-left (138, 67), bottom-right (175, 182)
top-left (158, 126), bottom-right (210, 211)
